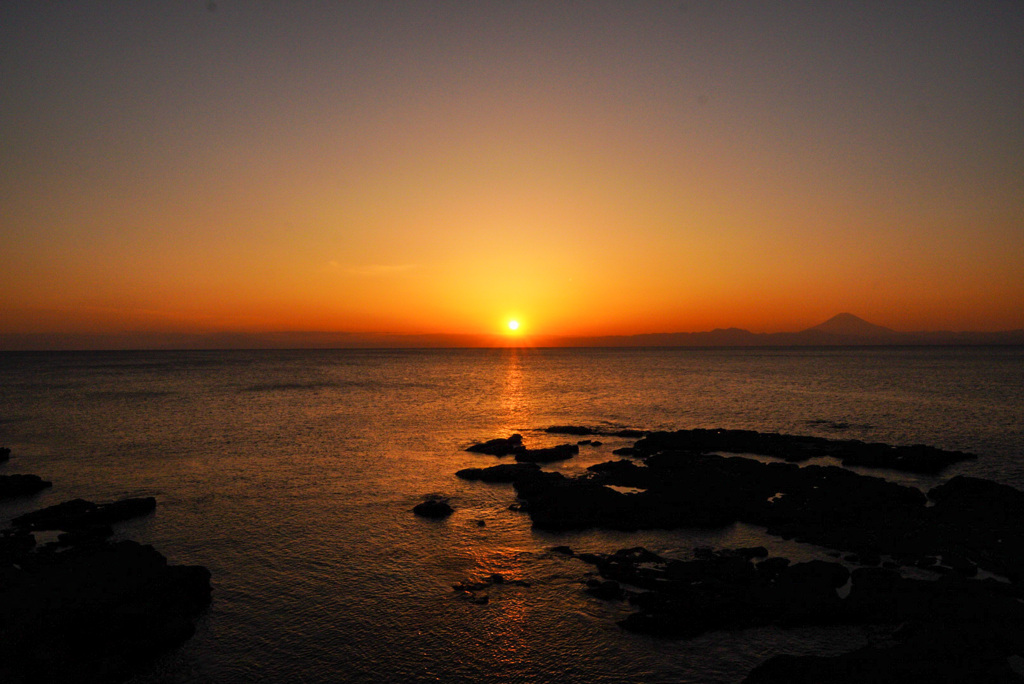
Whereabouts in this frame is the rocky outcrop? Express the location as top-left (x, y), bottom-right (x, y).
top-left (545, 425), bottom-right (596, 436)
top-left (466, 434), bottom-right (523, 456)
top-left (0, 537), bottom-right (212, 684)
top-left (413, 497), bottom-right (454, 518)
top-left (744, 622), bottom-right (1024, 683)
top-left (513, 443), bottom-right (579, 463)
top-left (457, 427), bottom-right (1024, 681)
top-left (0, 446), bottom-right (10, 463)
top-left (455, 462), bottom-right (541, 482)
top-left (579, 545), bottom-right (1024, 646)
top-left (13, 496), bottom-right (157, 531)
top-left (632, 428), bottom-right (974, 473)
top-left (0, 474), bottom-right (52, 499)
top-left (0, 493), bottom-right (211, 684)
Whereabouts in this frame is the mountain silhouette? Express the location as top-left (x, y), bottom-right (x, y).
top-left (3, 313), bottom-right (1023, 350)
top-left (800, 313), bottom-right (895, 337)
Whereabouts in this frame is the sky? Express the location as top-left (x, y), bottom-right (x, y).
top-left (2, 1), bottom-right (1022, 346)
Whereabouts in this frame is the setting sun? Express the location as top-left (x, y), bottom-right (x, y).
top-left (508, 320), bottom-right (520, 331)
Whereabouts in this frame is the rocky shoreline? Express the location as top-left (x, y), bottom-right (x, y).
top-left (0, 448), bottom-right (211, 684)
top-left (457, 426), bottom-right (1024, 682)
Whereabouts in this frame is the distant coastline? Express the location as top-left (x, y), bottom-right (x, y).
top-left (2, 314), bottom-right (1023, 351)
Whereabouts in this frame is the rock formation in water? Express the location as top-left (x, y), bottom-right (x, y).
top-left (456, 462), bottom-right (541, 482)
top-left (0, 473), bottom-right (52, 499)
top-left (457, 425), bottom-right (1024, 681)
top-left (465, 434), bottom-right (580, 463)
top-left (0, 497), bottom-right (211, 683)
top-left (413, 496), bottom-right (454, 518)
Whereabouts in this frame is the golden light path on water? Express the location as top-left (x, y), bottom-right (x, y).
top-left (501, 348), bottom-right (530, 436)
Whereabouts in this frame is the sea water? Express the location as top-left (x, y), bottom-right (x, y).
top-left (1, 346), bottom-right (1022, 682)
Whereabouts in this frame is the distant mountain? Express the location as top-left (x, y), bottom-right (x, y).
top-left (801, 313), bottom-right (895, 337)
top-left (2, 314), bottom-right (1023, 350)
top-left (545, 314), bottom-right (1024, 348)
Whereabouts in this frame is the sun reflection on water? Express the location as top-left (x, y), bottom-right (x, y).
top-left (462, 544), bottom-right (532, 670)
top-left (500, 348), bottom-right (531, 434)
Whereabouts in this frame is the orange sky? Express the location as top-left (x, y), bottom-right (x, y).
top-left (2, 2), bottom-right (1022, 347)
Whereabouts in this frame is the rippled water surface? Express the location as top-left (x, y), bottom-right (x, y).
top-left (1, 347), bottom-right (1022, 682)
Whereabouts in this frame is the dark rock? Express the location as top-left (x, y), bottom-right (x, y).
top-left (0, 474), bottom-right (52, 499)
top-left (57, 524), bottom-right (114, 546)
top-left (586, 579), bottom-right (624, 600)
top-left (0, 528), bottom-right (35, 561)
top-left (456, 462), bottom-right (541, 483)
top-left (756, 556), bottom-right (790, 582)
top-left (549, 545), bottom-right (574, 556)
top-left (744, 622), bottom-right (1024, 683)
top-left (613, 429), bottom-right (646, 438)
top-left (545, 425), bottom-right (596, 436)
top-left (0, 446), bottom-right (9, 462)
top-left (461, 428), bottom-right (1024, 669)
top-left (466, 434), bottom-right (523, 456)
top-left (413, 498), bottom-right (453, 518)
top-left (0, 539), bottom-right (211, 684)
top-left (514, 474), bottom-right (633, 530)
top-left (631, 428), bottom-right (974, 474)
top-left (13, 497), bottom-right (157, 531)
top-left (514, 443), bottom-right (579, 463)
top-left (586, 460), bottom-right (648, 486)
top-left (611, 447), bottom-right (637, 456)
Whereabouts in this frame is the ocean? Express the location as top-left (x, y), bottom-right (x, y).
top-left (1, 346), bottom-right (1022, 683)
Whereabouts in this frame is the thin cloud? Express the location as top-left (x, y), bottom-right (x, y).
top-left (336, 263), bottom-right (420, 277)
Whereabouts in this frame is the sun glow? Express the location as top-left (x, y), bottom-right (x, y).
top-left (507, 320), bottom-right (520, 331)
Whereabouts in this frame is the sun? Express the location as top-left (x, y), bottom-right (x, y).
top-left (507, 320), bottom-right (520, 331)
